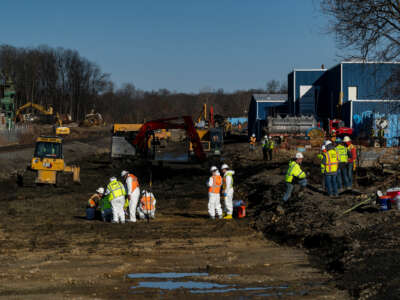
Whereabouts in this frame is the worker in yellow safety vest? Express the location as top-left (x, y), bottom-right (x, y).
top-left (137, 190), bottom-right (156, 219)
top-left (282, 152), bottom-right (307, 202)
top-left (104, 176), bottom-right (126, 223)
top-left (335, 138), bottom-right (351, 191)
top-left (208, 166), bottom-right (223, 219)
top-left (323, 141), bottom-right (339, 197)
top-left (249, 134), bottom-right (256, 151)
top-left (317, 145), bottom-right (327, 189)
top-left (262, 135), bottom-right (274, 161)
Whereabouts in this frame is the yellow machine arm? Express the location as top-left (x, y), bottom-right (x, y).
top-left (15, 102), bottom-right (54, 121)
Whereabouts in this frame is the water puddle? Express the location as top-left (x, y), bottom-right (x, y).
top-left (127, 272), bottom-right (304, 296)
top-left (127, 272), bottom-right (208, 279)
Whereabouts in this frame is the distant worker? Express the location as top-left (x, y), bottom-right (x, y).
top-left (266, 136), bottom-right (274, 160)
top-left (335, 138), bottom-right (350, 191)
top-left (105, 176), bottom-right (127, 224)
top-left (262, 135), bottom-right (269, 160)
top-left (378, 128), bottom-right (385, 147)
top-left (317, 145), bottom-right (327, 189)
top-left (323, 141), bottom-right (339, 197)
top-left (137, 190), bottom-right (156, 219)
top-left (283, 152), bottom-right (307, 202)
top-left (249, 134), bottom-right (256, 151)
top-left (121, 170), bottom-right (140, 223)
top-left (221, 164), bottom-right (235, 220)
top-left (208, 166), bottom-right (223, 219)
top-left (344, 136), bottom-right (356, 188)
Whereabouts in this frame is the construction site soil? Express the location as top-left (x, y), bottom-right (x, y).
top-left (0, 135), bottom-right (398, 299)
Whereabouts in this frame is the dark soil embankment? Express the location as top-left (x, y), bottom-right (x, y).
top-left (226, 143), bottom-right (400, 299)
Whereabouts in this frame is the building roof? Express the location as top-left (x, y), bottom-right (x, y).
top-left (252, 94), bottom-right (288, 102)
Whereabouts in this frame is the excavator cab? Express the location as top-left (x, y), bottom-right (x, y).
top-left (18, 136), bottom-right (80, 186)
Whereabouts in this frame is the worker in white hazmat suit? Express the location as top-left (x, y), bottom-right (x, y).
top-left (137, 190), bottom-right (156, 219)
top-left (221, 164), bottom-right (235, 220)
top-left (121, 170), bottom-right (140, 222)
top-left (104, 176), bottom-right (126, 223)
top-left (208, 166), bottom-right (223, 219)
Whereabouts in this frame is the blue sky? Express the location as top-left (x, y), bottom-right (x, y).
top-left (0, 0), bottom-right (339, 92)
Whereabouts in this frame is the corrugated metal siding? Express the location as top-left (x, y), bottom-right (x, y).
top-left (342, 63), bottom-right (400, 102)
top-left (288, 72), bottom-right (294, 114)
top-left (294, 70), bottom-right (326, 115)
top-left (248, 98), bottom-right (257, 137)
top-left (256, 102), bottom-right (286, 119)
top-left (352, 101), bottom-right (400, 146)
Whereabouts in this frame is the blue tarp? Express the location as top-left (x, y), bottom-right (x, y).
top-left (228, 117), bottom-right (247, 125)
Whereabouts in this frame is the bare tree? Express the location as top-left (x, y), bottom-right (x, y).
top-left (266, 80), bottom-right (280, 93)
top-left (321, 0), bottom-right (400, 60)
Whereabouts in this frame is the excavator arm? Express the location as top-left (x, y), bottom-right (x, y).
top-left (133, 116), bottom-right (206, 161)
top-left (15, 102), bottom-right (54, 122)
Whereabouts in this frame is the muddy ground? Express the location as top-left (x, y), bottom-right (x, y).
top-left (0, 136), bottom-right (398, 299)
top-left (0, 136), bottom-right (349, 299)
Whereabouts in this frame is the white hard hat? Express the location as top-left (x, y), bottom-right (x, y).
top-left (264, 135), bottom-right (268, 139)
top-left (295, 152), bottom-right (304, 159)
top-left (109, 176), bottom-right (117, 182)
top-left (121, 170), bottom-right (128, 177)
top-left (96, 187), bottom-right (104, 194)
top-left (221, 164), bottom-right (229, 170)
top-left (210, 166), bottom-right (218, 172)
top-left (343, 136), bottom-right (351, 142)
top-left (321, 145), bottom-right (326, 151)
top-left (252, 134), bottom-right (255, 137)
top-left (324, 140), bottom-right (332, 146)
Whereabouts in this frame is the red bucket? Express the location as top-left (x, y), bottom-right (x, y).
top-left (234, 205), bottom-right (246, 218)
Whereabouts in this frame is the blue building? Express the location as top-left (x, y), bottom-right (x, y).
top-left (247, 94), bottom-right (288, 139)
top-left (287, 62), bottom-right (400, 146)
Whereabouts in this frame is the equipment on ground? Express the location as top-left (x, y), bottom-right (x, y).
top-left (81, 109), bottom-right (104, 127)
top-left (266, 115), bottom-right (318, 135)
top-left (18, 136), bottom-right (80, 186)
top-left (111, 123), bottom-right (142, 158)
top-left (0, 78), bottom-right (15, 130)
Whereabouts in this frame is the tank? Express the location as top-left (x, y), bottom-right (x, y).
top-left (266, 115), bottom-right (318, 135)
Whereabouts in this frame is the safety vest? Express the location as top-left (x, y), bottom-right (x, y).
top-left (140, 195), bottom-right (155, 210)
top-left (263, 140), bottom-right (274, 150)
top-left (317, 153), bottom-right (325, 174)
top-left (209, 175), bottom-right (222, 194)
top-left (285, 161), bottom-right (306, 183)
top-left (250, 136), bottom-right (256, 145)
top-left (99, 196), bottom-right (111, 211)
top-left (106, 180), bottom-right (126, 200)
top-left (324, 149), bottom-right (339, 173)
top-left (222, 172), bottom-right (234, 191)
top-left (88, 193), bottom-right (100, 208)
top-left (335, 144), bottom-right (348, 163)
top-left (127, 174), bottom-right (139, 192)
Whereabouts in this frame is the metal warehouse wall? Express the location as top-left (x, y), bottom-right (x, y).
top-left (342, 63), bottom-right (400, 102)
top-left (247, 98), bottom-right (257, 137)
top-left (288, 72), bottom-right (294, 114)
top-left (293, 70), bottom-right (326, 115)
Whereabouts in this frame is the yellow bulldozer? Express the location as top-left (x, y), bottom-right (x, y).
top-left (18, 136), bottom-right (80, 186)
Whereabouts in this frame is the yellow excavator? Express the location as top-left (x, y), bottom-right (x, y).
top-left (17, 136), bottom-right (80, 186)
top-left (14, 102), bottom-right (70, 135)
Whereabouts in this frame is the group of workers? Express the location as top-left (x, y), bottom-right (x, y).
top-left (208, 164), bottom-right (235, 219)
top-left (283, 135), bottom-right (357, 201)
top-left (249, 134), bottom-right (274, 160)
top-left (87, 171), bottom-right (156, 223)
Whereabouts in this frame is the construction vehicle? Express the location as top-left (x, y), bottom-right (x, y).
top-left (328, 119), bottom-right (353, 139)
top-left (81, 109), bottom-right (104, 127)
top-left (17, 136), bottom-right (80, 186)
top-left (111, 123), bottom-right (143, 158)
top-left (133, 116), bottom-right (206, 162)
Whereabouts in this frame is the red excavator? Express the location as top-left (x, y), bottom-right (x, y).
top-left (132, 116), bottom-right (206, 162)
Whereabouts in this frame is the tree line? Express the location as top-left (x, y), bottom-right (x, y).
top-left (0, 44), bottom-right (285, 123)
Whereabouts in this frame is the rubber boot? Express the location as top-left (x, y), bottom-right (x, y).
top-left (223, 214), bottom-right (232, 220)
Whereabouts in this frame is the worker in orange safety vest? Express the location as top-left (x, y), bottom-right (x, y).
top-left (207, 166), bottom-right (223, 219)
top-left (121, 170), bottom-right (140, 223)
top-left (137, 190), bottom-right (156, 219)
top-left (249, 134), bottom-right (256, 151)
